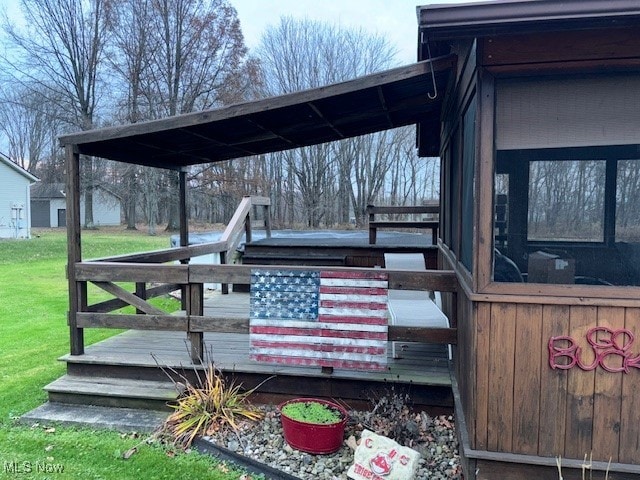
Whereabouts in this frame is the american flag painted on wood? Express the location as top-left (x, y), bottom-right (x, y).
top-left (249, 269), bottom-right (388, 371)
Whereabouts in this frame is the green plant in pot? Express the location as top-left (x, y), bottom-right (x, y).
top-left (278, 398), bottom-right (348, 454)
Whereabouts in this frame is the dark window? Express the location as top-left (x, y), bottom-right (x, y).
top-left (616, 160), bottom-right (640, 242)
top-left (494, 147), bottom-right (640, 286)
top-left (441, 146), bottom-right (450, 245)
top-left (528, 160), bottom-right (605, 243)
top-left (461, 94), bottom-right (477, 271)
top-left (450, 128), bottom-right (460, 256)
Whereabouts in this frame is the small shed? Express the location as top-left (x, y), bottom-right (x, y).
top-left (0, 154), bottom-right (37, 239)
top-left (31, 182), bottom-right (121, 228)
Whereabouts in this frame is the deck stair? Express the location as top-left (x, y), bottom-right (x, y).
top-left (43, 374), bottom-right (181, 411)
top-left (38, 327), bottom-right (453, 412)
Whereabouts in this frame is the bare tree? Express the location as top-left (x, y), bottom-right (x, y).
top-left (103, 0), bottom-right (257, 231)
top-left (0, 85), bottom-right (57, 173)
top-left (144, 0), bottom-right (254, 116)
top-left (258, 17), bottom-right (399, 227)
top-left (105, 0), bottom-right (157, 229)
top-left (107, 0), bottom-right (155, 125)
top-left (3, 0), bottom-right (109, 228)
top-left (143, 0), bottom-right (255, 230)
top-left (346, 130), bottom-right (401, 226)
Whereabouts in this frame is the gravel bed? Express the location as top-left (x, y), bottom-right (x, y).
top-left (202, 404), bottom-right (462, 479)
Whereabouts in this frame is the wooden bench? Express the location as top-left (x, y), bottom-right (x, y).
top-left (384, 253), bottom-right (450, 359)
top-left (368, 204), bottom-right (439, 245)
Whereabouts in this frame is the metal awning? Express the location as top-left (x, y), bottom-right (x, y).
top-left (59, 55), bottom-right (455, 169)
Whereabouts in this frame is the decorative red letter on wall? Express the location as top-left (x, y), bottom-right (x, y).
top-left (549, 327), bottom-right (640, 373)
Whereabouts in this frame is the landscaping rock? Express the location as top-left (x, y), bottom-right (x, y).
top-left (201, 404), bottom-right (462, 479)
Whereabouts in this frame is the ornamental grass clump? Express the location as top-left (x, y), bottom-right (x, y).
top-left (163, 363), bottom-right (264, 448)
top-left (281, 400), bottom-right (343, 425)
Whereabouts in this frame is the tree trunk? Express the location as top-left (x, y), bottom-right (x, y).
top-left (126, 171), bottom-right (137, 230)
top-left (165, 171), bottom-right (180, 231)
top-left (83, 157), bottom-right (95, 228)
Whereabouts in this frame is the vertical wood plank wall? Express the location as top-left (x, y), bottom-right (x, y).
top-left (439, 26), bottom-right (640, 470)
top-left (461, 296), bottom-right (640, 463)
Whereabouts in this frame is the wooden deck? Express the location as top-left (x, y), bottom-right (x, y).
top-left (61, 292), bottom-right (453, 408)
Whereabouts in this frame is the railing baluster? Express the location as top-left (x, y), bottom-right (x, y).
top-left (187, 282), bottom-right (204, 363)
top-left (135, 282), bottom-right (147, 315)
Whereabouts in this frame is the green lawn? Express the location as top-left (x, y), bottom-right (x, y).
top-left (0, 228), bottom-right (251, 479)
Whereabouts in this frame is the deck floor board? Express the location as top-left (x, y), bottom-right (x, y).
top-left (62, 292), bottom-right (453, 405)
top-left (69, 328), bottom-right (451, 386)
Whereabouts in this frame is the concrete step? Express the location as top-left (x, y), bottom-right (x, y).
top-left (20, 402), bottom-right (168, 433)
top-left (44, 375), bottom-right (181, 411)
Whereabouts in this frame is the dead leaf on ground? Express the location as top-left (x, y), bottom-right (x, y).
top-left (439, 417), bottom-right (453, 429)
top-left (122, 447), bottom-right (138, 459)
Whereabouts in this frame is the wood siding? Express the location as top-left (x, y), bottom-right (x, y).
top-left (481, 26), bottom-right (640, 69)
top-left (439, 25), bottom-right (640, 476)
top-left (464, 299), bottom-right (640, 464)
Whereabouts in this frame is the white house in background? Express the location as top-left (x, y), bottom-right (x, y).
top-left (31, 182), bottom-right (121, 228)
top-left (0, 154), bottom-right (38, 239)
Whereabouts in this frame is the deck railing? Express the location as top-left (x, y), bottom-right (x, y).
top-left (367, 203), bottom-right (439, 245)
top-left (68, 195), bottom-right (270, 355)
top-left (68, 196), bottom-right (457, 364)
top-left (85, 195), bottom-right (271, 310)
top-left (72, 263), bottom-right (458, 362)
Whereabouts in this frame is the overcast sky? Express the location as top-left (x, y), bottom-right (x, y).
top-left (0, 0), bottom-right (480, 65)
top-left (233, 0), bottom-right (479, 64)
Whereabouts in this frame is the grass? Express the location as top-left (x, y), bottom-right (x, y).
top-left (0, 227), bottom-right (253, 479)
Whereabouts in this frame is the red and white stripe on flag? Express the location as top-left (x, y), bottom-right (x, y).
top-left (249, 269), bottom-right (388, 371)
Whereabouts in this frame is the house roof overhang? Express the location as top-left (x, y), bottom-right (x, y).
top-left (59, 55), bottom-right (456, 169)
top-left (0, 154), bottom-right (38, 183)
top-left (418, 0), bottom-right (640, 59)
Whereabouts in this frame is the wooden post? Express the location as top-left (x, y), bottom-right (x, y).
top-left (507, 160), bottom-right (529, 272)
top-left (179, 170), bottom-right (189, 310)
top-left (220, 251), bottom-right (228, 294)
top-left (179, 170), bottom-right (188, 252)
top-left (367, 205), bottom-right (377, 244)
top-left (603, 159), bottom-right (616, 247)
top-left (245, 212), bottom-right (252, 244)
top-left (263, 204), bottom-right (272, 238)
top-left (187, 282), bottom-right (204, 363)
top-left (135, 282), bottom-right (147, 314)
top-left (65, 144), bottom-right (84, 355)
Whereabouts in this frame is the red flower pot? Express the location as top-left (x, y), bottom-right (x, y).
top-left (278, 398), bottom-right (348, 454)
